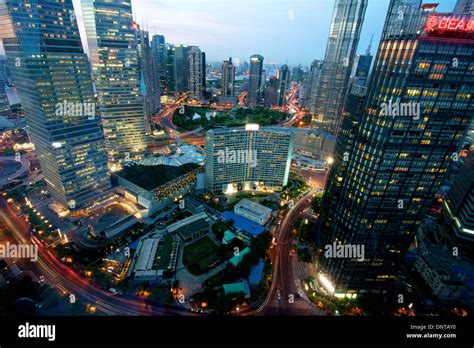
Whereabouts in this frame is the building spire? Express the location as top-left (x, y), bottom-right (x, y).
top-left (366, 33), bottom-right (374, 55)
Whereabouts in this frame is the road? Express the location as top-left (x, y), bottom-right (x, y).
top-left (243, 183), bottom-right (322, 316)
top-left (0, 197), bottom-right (195, 316)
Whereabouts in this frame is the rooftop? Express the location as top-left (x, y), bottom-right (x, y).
top-left (229, 247), bottom-right (251, 266)
top-left (117, 163), bottom-right (199, 191)
top-left (222, 211), bottom-right (265, 237)
top-left (175, 219), bottom-right (209, 240)
top-left (223, 280), bottom-right (251, 297)
top-left (235, 199), bottom-right (273, 218)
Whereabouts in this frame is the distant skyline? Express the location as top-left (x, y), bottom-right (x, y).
top-left (2, 0), bottom-right (458, 66)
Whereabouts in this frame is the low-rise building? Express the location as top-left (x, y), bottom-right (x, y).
top-left (223, 280), bottom-right (251, 298)
top-left (413, 245), bottom-right (474, 304)
top-left (116, 163), bottom-right (202, 216)
top-left (234, 199), bottom-right (272, 226)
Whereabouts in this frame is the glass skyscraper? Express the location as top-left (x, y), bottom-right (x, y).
top-left (151, 34), bottom-right (167, 95)
top-left (248, 54), bottom-right (264, 106)
top-left (318, 0), bottom-right (474, 295)
top-left (0, 0), bottom-right (110, 210)
top-left (277, 64), bottom-right (290, 107)
top-left (81, 0), bottom-right (148, 167)
top-left (221, 58), bottom-right (235, 97)
top-left (188, 46), bottom-right (204, 101)
top-left (310, 0), bottom-right (368, 135)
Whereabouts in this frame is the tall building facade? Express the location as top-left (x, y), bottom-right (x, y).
top-left (166, 45), bottom-right (177, 94)
top-left (221, 58), bottom-right (236, 97)
top-left (264, 76), bottom-right (280, 107)
top-left (350, 44), bottom-right (373, 87)
top-left (454, 0), bottom-right (474, 15)
top-left (172, 45), bottom-right (190, 94)
top-left (278, 64), bottom-right (290, 107)
top-left (248, 54), bottom-right (264, 106)
top-left (443, 150), bottom-right (474, 244)
top-left (205, 125), bottom-right (293, 193)
top-left (81, 0), bottom-right (148, 167)
top-left (137, 28), bottom-right (160, 125)
top-left (311, 0), bottom-right (368, 134)
top-left (304, 60), bottom-right (322, 109)
top-left (318, 1), bottom-right (474, 295)
top-left (0, 0), bottom-right (110, 209)
top-left (151, 34), bottom-right (167, 95)
top-left (188, 46), bottom-right (203, 101)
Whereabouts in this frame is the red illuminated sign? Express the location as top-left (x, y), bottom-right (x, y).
top-left (424, 15), bottom-right (474, 34)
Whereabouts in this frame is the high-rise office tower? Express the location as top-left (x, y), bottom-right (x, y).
top-left (0, 59), bottom-right (9, 117)
top-left (136, 28), bottom-right (160, 126)
top-left (264, 76), bottom-right (280, 107)
top-left (171, 45), bottom-right (190, 94)
top-left (318, 0), bottom-right (474, 296)
top-left (166, 45), bottom-right (177, 94)
top-left (201, 51), bottom-right (207, 96)
top-left (304, 60), bottom-right (322, 109)
top-left (221, 58), bottom-right (236, 97)
top-left (443, 150), bottom-right (474, 244)
top-left (205, 125), bottom-right (293, 194)
top-left (454, 0), bottom-right (474, 15)
top-left (311, 0), bottom-right (368, 134)
top-left (351, 41), bottom-right (373, 86)
top-left (151, 34), bottom-right (167, 95)
top-left (0, 0), bottom-right (110, 210)
top-left (277, 64), bottom-right (290, 107)
top-left (292, 65), bottom-right (304, 83)
top-left (248, 54), bottom-right (264, 106)
top-left (188, 46), bottom-right (203, 101)
top-left (81, 0), bottom-right (148, 167)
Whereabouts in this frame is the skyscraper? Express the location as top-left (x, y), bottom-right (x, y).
top-left (264, 76), bottom-right (280, 107)
top-left (136, 28), bottom-right (160, 125)
top-left (221, 58), bottom-right (236, 97)
top-left (172, 45), bottom-right (190, 94)
top-left (205, 125), bottom-right (293, 194)
top-left (81, 0), bottom-right (148, 167)
top-left (318, 0), bottom-right (474, 295)
top-left (151, 34), bottom-right (168, 95)
top-left (292, 65), bottom-right (304, 83)
top-left (304, 60), bottom-right (322, 109)
top-left (350, 41), bottom-right (373, 87)
top-left (311, 0), bottom-right (368, 134)
top-left (278, 64), bottom-right (290, 107)
top-left (443, 150), bottom-right (474, 244)
top-left (454, 0), bottom-right (474, 15)
top-left (166, 45), bottom-right (177, 95)
top-left (248, 54), bottom-right (264, 106)
top-left (0, 0), bottom-right (110, 210)
top-left (188, 46), bottom-right (204, 101)
top-left (201, 51), bottom-right (207, 97)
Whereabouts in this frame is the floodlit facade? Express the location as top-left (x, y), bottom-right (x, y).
top-left (205, 125), bottom-right (293, 193)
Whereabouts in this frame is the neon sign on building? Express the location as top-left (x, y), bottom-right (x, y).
top-left (424, 15), bottom-right (474, 38)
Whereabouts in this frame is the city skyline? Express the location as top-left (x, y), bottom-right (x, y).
top-left (0, 0), bottom-right (473, 338)
top-left (78, 0), bottom-right (457, 66)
